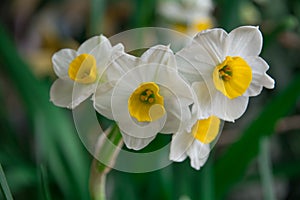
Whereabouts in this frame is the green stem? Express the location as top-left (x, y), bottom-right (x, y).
top-left (89, 123), bottom-right (123, 200)
top-left (258, 137), bottom-right (276, 200)
top-left (90, 160), bottom-right (107, 200)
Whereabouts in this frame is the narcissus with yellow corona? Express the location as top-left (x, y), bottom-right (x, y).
top-left (50, 35), bottom-right (123, 109)
top-left (176, 26), bottom-right (275, 121)
top-left (93, 45), bottom-right (194, 150)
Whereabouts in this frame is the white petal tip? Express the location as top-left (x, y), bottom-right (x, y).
top-left (263, 74), bottom-right (275, 89)
top-left (267, 79), bottom-right (275, 89)
top-left (169, 154), bottom-right (187, 162)
top-left (191, 165), bottom-right (201, 170)
top-left (122, 133), bottom-right (155, 151)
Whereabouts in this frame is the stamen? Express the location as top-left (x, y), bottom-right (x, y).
top-left (219, 65), bottom-right (232, 81)
top-left (128, 82), bottom-right (165, 122)
top-left (139, 89), bottom-right (155, 104)
top-left (148, 98), bottom-right (154, 104)
top-left (213, 56), bottom-right (252, 99)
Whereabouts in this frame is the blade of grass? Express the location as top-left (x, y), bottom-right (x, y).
top-left (4, 164), bottom-right (37, 194)
top-left (258, 137), bottom-right (276, 200)
top-left (0, 23), bottom-right (90, 199)
top-left (38, 164), bottom-right (52, 200)
top-left (214, 73), bottom-right (300, 199)
top-left (34, 111), bottom-right (72, 196)
top-left (0, 85), bottom-right (18, 150)
top-left (247, 160), bottom-right (300, 181)
top-left (0, 164), bottom-right (13, 200)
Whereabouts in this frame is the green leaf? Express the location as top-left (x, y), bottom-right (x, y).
top-left (0, 23), bottom-right (90, 199)
top-left (38, 165), bottom-right (52, 200)
top-left (214, 73), bottom-right (300, 199)
top-left (0, 164), bottom-right (13, 200)
top-left (258, 137), bottom-right (276, 200)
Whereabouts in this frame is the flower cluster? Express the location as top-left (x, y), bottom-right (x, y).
top-left (158, 0), bottom-right (215, 35)
top-left (50, 26), bottom-right (274, 170)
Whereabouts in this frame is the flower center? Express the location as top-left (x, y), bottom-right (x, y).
top-left (218, 65), bottom-right (232, 81)
top-left (192, 116), bottom-right (220, 144)
top-left (68, 54), bottom-right (97, 84)
top-left (213, 56), bottom-right (252, 99)
top-left (128, 82), bottom-right (165, 122)
top-left (139, 89), bottom-right (155, 104)
top-left (193, 18), bottom-right (213, 32)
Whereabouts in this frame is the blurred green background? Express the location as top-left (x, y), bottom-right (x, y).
top-left (1, 0), bottom-right (300, 199)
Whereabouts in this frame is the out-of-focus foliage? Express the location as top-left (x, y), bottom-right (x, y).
top-left (0, 0), bottom-right (300, 199)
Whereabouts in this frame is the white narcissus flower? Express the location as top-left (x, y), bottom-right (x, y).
top-left (93, 45), bottom-right (194, 150)
top-left (158, 0), bottom-right (214, 35)
top-left (158, 0), bottom-right (213, 23)
top-left (170, 114), bottom-right (222, 170)
top-left (50, 35), bottom-right (124, 109)
top-left (176, 26), bottom-right (275, 122)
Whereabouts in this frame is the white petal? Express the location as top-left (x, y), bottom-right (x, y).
top-left (169, 130), bottom-right (194, 162)
top-left (111, 43), bottom-right (125, 56)
top-left (178, 28), bottom-right (227, 66)
top-left (212, 92), bottom-right (249, 122)
top-left (247, 56), bottom-right (269, 74)
top-left (186, 140), bottom-right (210, 170)
top-left (72, 82), bottom-right (96, 109)
top-left (78, 35), bottom-right (111, 54)
top-left (52, 49), bottom-right (77, 78)
top-left (244, 81), bottom-right (263, 97)
top-left (141, 45), bottom-right (176, 68)
top-left (194, 28), bottom-right (227, 64)
top-left (50, 79), bottom-right (94, 109)
top-left (260, 74), bottom-right (275, 89)
top-left (106, 52), bottom-right (140, 82)
top-left (225, 26), bottom-right (262, 57)
top-left (156, 66), bottom-right (194, 106)
top-left (189, 89), bottom-right (202, 130)
top-left (176, 55), bottom-right (204, 83)
top-left (193, 78), bottom-right (250, 122)
top-left (92, 81), bottom-right (115, 120)
top-left (121, 131), bottom-right (156, 150)
top-left (161, 96), bottom-right (192, 133)
top-left (156, 68), bottom-right (194, 133)
top-left (88, 37), bottom-right (116, 72)
top-left (50, 79), bottom-right (73, 108)
top-left (244, 56), bottom-right (275, 96)
top-left (192, 80), bottom-right (215, 119)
